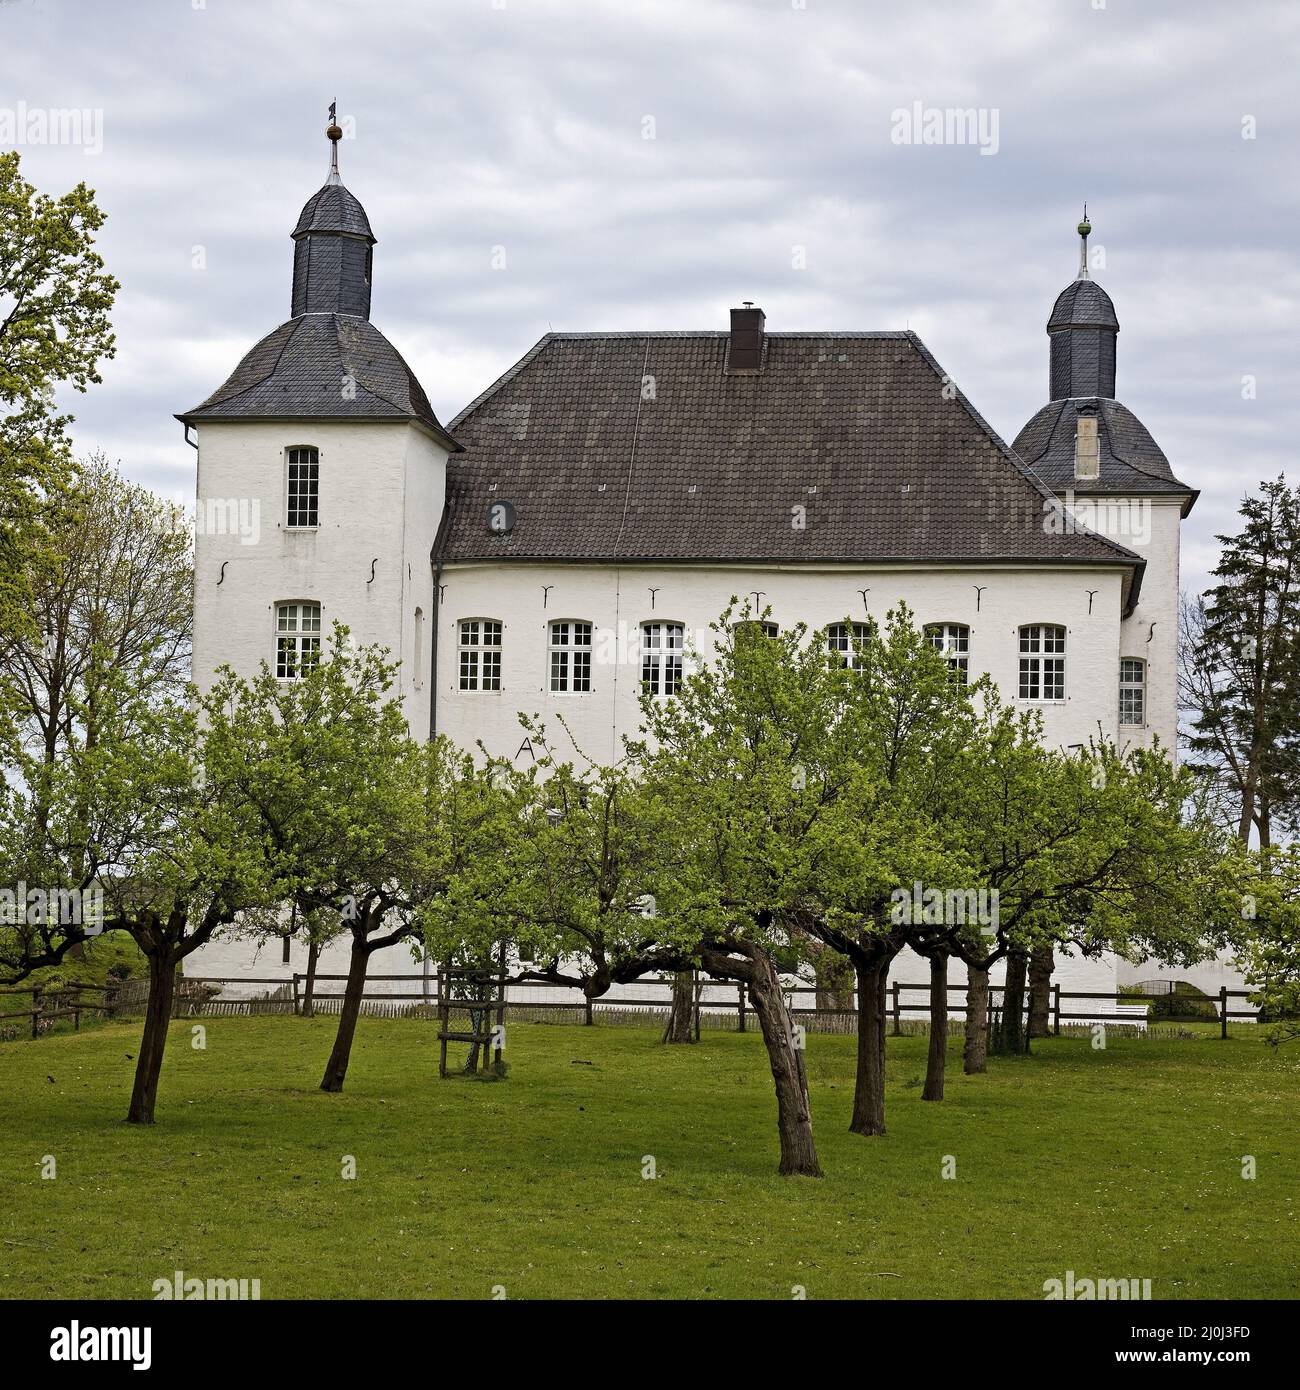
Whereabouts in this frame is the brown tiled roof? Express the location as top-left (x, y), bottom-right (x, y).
top-left (437, 330), bottom-right (1142, 600)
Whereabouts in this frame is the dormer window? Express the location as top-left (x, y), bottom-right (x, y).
top-left (286, 447), bottom-right (319, 528)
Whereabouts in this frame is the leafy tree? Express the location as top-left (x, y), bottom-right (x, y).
top-left (0, 452), bottom-right (191, 832)
top-left (0, 669), bottom-right (270, 1123)
top-left (0, 152), bottom-right (119, 647)
top-left (1232, 846), bottom-right (1300, 1045)
top-left (200, 629), bottom-right (498, 1094)
top-left (1181, 476), bottom-right (1300, 846)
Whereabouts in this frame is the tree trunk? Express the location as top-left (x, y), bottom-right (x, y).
top-left (922, 952), bottom-right (948, 1101)
top-left (319, 936), bottom-right (369, 1093)
top-left (1028, 947), bottom-right (1054, 1039)
top-left (126, 953), bottom-right (177, 1124)
top-left (662, 971), bottom-right (695, 1044)
top-left (994, 949), bottom-right (1029, 1055)
top-left (811, 943), bottom-right (855, 1012)
top-left (964, 965), bottom-right (989, 1074)
top-left (745, 949), bottom-right (821, 1177)
top-left (850, 958), bottom-right (889, 1136)
top-left (303, 937), bottom-right (320, 1018)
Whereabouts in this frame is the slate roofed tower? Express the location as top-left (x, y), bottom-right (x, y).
top-left (1013, 213), bottom-right (1195, 513)
top-left (1047, 210), bottom-right (1119, 401)
top-left (290, 111), bottom-right (376, 319)
top-left (179, 110), bottom-right (460, 745)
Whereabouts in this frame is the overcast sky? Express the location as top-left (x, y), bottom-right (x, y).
top-left (3, 0), bottom-right (1298, 594)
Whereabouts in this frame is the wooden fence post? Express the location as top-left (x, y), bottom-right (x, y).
top-left (891, 981), bottom-right (901, 1037)
top-left (692, 970), bottom-right (702, 1042)
top-left (31, 986), bottom-right (40, 1039)
top-left (292, 973), bottom-right (300, 1016)
top-left (1052, 982), bottom-right (1061, 1037)
top-left (1220, 986), bottom-right (1229, 1040)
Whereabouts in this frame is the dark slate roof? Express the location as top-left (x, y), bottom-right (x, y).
top-left (436, 331), bottom-right (1143, 600)
top-left (1013, 396), bottom-right (1196, 512)
top-left (177, 314), bottom-right (459, 450)
top-left (1048, 279), bottom-right (1118, 331)
top-left (292, 182), bottom-right (374, 241)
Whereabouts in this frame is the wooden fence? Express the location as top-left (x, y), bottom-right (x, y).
top-left (1, 973), bottom-right (1261, 1042)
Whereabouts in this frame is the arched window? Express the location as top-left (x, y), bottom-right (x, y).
top-left (925, 623), bottom-right (970, 682)
top-left (641, 621), bottom-right (684, 696)
top-left (285, 446), bottom-right (319, 528)
top-left (1018, 624), bottom-right (1066, 701)
top-left (275, 602), bottom-right (321, 678)
top-left (733, 618), bottom-right (779, 640)
top-left (1119, 657), bottom-right (1145, 726)
top-left (413, 608), bottom-right (424, 689)
top-left (458, 619), bottom-right (502, 691)
top-left (549, 620), bottom-right (593, 693)
top-left (827, 621), bottom-right (870, 670)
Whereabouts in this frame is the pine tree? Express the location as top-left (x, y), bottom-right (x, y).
top-left (1182, 476), bottom-right (1300, 847)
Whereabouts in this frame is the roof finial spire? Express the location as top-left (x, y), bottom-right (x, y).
top-left (326, 100), bottom-right (343, 186)
top-left (1076, 203), bottom-right (1092, 280)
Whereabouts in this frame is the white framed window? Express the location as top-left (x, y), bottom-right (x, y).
top-left (734, 619), bottom-right (779, 639)
top-left (641, 621), bottom-right (684, 696)
top-left (549, 620), bottom-right (592, 693)
top-left (1018, 624), bottom-right (1066, 701)
top-left (286, 446), bottom-right (319, 528)
top-left (275, 602), bottom-right (321, 678)
top-left (925, 623), bottom-right (970, 682)
top-left (459, 619), bottom-right (502, 691)
top-left (827, 621), bottom-right (870, 670)
top-left (414, 608), bottom-right (424, 689)
top-left (1119, 657), bottom-right (1145, 726)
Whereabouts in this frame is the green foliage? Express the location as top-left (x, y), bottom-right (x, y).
top-left (1233, 846), bottom-right (1300, 1043)
top-left (0, 152), bottom-right (119, 648)
top-left (1182, 476), bottom-right (1300, 844)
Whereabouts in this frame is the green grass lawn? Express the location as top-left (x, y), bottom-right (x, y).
top-left (1, 1017), bottom-right (1296, 1300)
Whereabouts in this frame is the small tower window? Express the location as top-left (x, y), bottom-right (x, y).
top-left (641, 622), bottom-right (684, 696)
top-left (1018, 624), bottom-right (1066, 701)
top-left (275, 602), bottom-right (321, 679)
top-left (286, 447), bottom-right (319, 528)
top-left (549, 621), bottom-right (593, 693)
top-left (414, 608), bottom-right (425, 690)
top-left (459, 619), bottom-right (502, 691)
top-left (925, 623), bottom-right (970, 682)
top-left (1119, 658), bottom-right (1145, 726)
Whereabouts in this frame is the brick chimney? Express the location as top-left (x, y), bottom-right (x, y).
top-left (728, 302), bottom-right (765, 371)
top-left (1074, 401), bottom-right (1100, 481)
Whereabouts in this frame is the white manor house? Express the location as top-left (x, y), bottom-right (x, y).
top-left (180, 129), bottom-right (1238, 1008)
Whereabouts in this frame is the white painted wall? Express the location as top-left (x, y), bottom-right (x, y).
top-left (433, 560), bottom-right (1129, 763)
top-left (190, 419), bottom-right (448, 735)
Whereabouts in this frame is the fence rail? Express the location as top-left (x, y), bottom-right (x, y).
top-left (1, 972), bottom-right (1261, 1042)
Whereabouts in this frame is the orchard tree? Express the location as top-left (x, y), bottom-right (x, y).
top-left (0, 670), bottom-right (270, 1123)
top-left (201, 630), bottom-right (506, 1094)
